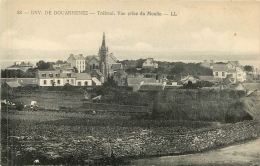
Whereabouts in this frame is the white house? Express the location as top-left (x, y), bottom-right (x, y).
top-left (67, 54), bottom-right (86, 73)
top-left (212, 62), bottom-right (246, 83)
top-left (60, 73), bottom-right (76, 86)
top-left (76, 73), bottom-right (92, 86)
top-left (142, 58), bottom-right (158, 68)
top-left (38, 70), bottom-right (62, 86)
top-left (38, 70), bottom-right (77, 86)
top-left (213, 64), bottom-right (227, 79)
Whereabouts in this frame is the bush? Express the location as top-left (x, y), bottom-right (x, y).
top-left (16, 103), bottom-right (24, 111)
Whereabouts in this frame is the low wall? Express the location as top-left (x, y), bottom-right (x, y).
top-left (13, 90), bottom-right (83, 100)
top-left (110, 120), bottom-right (260, 158)
top-left (82, 102), bottom-right (151, 113)
top-left (7, 120), bottom-right (260, 165)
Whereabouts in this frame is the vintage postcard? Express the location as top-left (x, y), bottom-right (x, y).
top-left (1, 0), bottom-right (260, 165)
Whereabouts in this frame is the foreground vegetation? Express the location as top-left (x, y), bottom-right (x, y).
top-left (1, 109), bottom-right (217, 165)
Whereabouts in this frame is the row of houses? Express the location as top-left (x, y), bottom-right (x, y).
top-left (1, 70), bottom-right (102, 88)
top-left (201, 60), bottom-right (247, 83)
top-left (37, 70), bottom-right (101, 86)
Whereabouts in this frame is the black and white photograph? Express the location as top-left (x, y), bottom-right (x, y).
top-left (1, 0), bottom-right (260, 165)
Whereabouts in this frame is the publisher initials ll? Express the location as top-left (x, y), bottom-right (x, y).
top-left (171, 12), bottom-right (177, 16)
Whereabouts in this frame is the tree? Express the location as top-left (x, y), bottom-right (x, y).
top-left (73, 67), bottom-right (79, 73)
top-left (56, 60), bottom-right (67, 64)
top-left (104, 76), bottom-right (118, 87)
top-left (36, 60), bottom-right (50, 69)
top-left (244, 65), bottom-right (253, 72)
top-left (171, 63), bottom-right (185, 75)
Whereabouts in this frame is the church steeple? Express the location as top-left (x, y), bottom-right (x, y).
top-left (101, 32), bottom-right (106, 48)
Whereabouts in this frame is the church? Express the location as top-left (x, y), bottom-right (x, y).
top-left (85, 33), bottom-right (123, 83)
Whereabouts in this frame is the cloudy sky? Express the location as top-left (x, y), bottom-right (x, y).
top-left (1, 1), bottom-right (260, 68)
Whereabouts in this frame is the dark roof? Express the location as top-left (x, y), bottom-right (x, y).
top-left (17, 78), bottom-right (39, 85)
top-left (212, 64), bottom-right (228, 72)
top-left (5, 81), bottom-right (21, 88)
top-left (38, 70), bottom-right (61, 79)
top-left (60, 73), bottom-right (77, 78)
top-left (76, 73), bottom-right (92, 80)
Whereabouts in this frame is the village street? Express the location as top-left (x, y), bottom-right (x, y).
top-left (131, 138), bottom-right (260, 166)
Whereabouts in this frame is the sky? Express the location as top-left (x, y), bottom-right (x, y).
top-left (1, 0), bottom-right (260, 69)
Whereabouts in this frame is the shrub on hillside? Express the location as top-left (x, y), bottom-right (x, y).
top-left (225, 101), bottom-right (253, 123)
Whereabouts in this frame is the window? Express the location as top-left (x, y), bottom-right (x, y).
top-left (42, 74), bottom-right (46, 77)
top-left (96, 65), bottom-right (99, 69)
top-left (215, 72), bottom-right (218, 76)
top-left (67, 73), bottom-right (71, 77)
top-left (57, 80), bottom-right (60, 84)
top-left (67, 80), bottom-right (69, 83)
top-left (85, 81), bottom-right (88, 86)
top-left (222, 72), bottom-right (225, 77)
top-left (78, 82), bottom-right (81, 86)
top-left (50, 80), bottom-right (53, 85)
top-left (93, 64), bottom-right (95, 70)
top-left (49, 73), bottom-right (53, 77)
top-left (56, 74), bottom-right (60, 77)
top-left (43, 80), bottom-right (47, 85)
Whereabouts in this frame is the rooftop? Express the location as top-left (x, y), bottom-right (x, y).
top-left (5, 81), bottom-right (22, 88)
top-left (76, 73), bottom-right (92, 80)
top-left (212, 64), bottom-right (228, 72)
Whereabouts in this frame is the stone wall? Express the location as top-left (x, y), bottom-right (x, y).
top-left (109, 120), bottom-right (260, 158)
top-left (13, 90), bottom-right (83, 100)
top-left (82, 102), bottom-right (151, 114)
top-left (7, 120), bottom-right (260, 164)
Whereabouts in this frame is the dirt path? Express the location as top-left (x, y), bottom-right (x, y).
top-left (131, 138), bottom-right (260, 166)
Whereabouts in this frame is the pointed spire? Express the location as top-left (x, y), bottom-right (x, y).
top-left (102, 32), bottom-right (106, 47)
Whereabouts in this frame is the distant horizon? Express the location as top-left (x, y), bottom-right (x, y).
top-left (2, 1), bottom-right (259, 68)
top-left (1, 55), bottom-right (260, 70)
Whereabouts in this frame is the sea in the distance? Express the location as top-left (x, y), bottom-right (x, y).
top-left (1, 59), bottom-right (260, 71)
